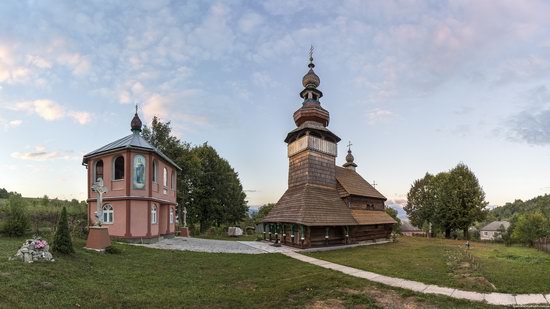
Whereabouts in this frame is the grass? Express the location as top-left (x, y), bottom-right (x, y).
top-left (0, 236), bottom-right (497, 308)
top-left (306, 236), bottom-right (550, 294)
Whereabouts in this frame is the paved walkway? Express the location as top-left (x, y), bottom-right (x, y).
top-left (283, 251), bottom-right (550, 306)
top-left (136, 237), bottom-right (266, 254)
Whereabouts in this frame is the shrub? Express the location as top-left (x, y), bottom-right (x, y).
top-left (105, 246), bottom-right (122, 254)
top-left (52, 207), bottom-right (74, 254)
top-left (2, 195), bottom-right (30, 237)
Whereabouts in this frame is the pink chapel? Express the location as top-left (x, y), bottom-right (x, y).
top-left (82, 110), bottom-right (181, 243)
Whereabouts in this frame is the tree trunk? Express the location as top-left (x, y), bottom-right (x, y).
top-left (463, 228), bottom-right (469, 240)
top-left (445, 228), bottom-right (451, 238)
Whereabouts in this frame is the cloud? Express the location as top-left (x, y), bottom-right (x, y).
top-left (11, 145), bottom-right (78, 161)
top-left (0, 117), bottom-right (23, 130)
top-left (7, 99), bottom-right (91, 124)
top-left (509, 109), bottom-right (550, 145)
top-left (239, 11), bottom-right (264, 33)
top-left (367, 108), bottom-right (394, 124)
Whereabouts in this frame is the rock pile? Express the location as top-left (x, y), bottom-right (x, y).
top-left (10, 236), bottom-right (55, 263)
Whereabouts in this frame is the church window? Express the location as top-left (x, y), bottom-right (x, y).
top-left (102, 204), bottom-right (113, 224)
top-left (151, 205), bottom-right (158, 224)
top-left (113, 156), bottom-right (125, 180)
top-left (170, 208), bottom-right (174, 224)
top-left (163, 168), bottom-right (168, 194)
top-left (171, 171), bottom-right (175, 189)
top-left (152, 160), bottom-right (158, 183)
top-left (94, 160), bottom-right (104, 182)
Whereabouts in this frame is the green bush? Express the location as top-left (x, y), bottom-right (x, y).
top-left (52, 207), bottom-right (74, 254)
top-left (2, 195), bottom-right (30, 237)
top-left (105, 246), bottom-right (122, 254)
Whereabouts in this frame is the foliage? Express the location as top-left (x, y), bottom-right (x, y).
top-left (52, 207), bottom-right (74, 254)
top-left (0, 188), bottom-right (21, 199)
top-left (405, 163), bottom-right (488, 239)
top-left (105, 245), bottom-right (122, 254)
top-left (142, 117), bottom-right (248, 232)
top-left (511, 212), bottom-right (549, 246)
top-left (2, 195), bottom-right (30, 237)
top-left (491, 194), bottom-right (550, 220)
top-left (496, 224), bottom-right (512, 246)
top-left (253, 203), bottom-right (275, 224)
top-left (385, 207), bottom-right (401, 234)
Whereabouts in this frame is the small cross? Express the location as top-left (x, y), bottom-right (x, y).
top-left (372, 180), bottom-right (378, 188)
top-left (347, 141), bottom-right (353, 151)
top-left (309, 45), bottom-right (314, 62)
top-left (135, 104), bottom-right (138, 114)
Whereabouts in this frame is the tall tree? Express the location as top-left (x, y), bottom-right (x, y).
top-left (2, 195), bottom-right (30, 237)
top-left (512, 212), bottom-right (548, 246)
top-left (142, 118), bottom-right (248, 232)
top-left (404, 173), bottom-right (436, 233)
top-left (52, 207), bottom-right (74, 254)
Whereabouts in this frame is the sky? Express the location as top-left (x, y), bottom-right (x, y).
top-left (1, 1), bottom-right (550, 214)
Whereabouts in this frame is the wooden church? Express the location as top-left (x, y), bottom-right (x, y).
top-left (262, 54), bottom-right (396, 248)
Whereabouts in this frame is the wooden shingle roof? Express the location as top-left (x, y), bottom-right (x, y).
top-left (335, 166), bottom-right (386, 200)
top-left (351, 210), bottom-right (397, 225)
top-left (263, 184), bottom-right (357, 226)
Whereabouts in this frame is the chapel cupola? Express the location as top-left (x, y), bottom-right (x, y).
top-left (343, 142), bottom-right (358, 171)
top-left (293, 46), bottom-right (330, 128)
top-left (131, 105), bottom-right (142, 133)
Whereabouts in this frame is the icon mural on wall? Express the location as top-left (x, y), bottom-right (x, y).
top-left (133, 154), bottom-right (146, 189)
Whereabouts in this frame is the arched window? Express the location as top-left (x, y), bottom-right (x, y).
top-left (151, 205), bottom-right (158, 224)
top-left (152, 160), bottom-right (158, 183)
top-left (113, 156), bottom-right (125, 180)
top-left (102, 204), bottom-right (113, 224)
top-left (163, 168), bottom-right (168, 187)
top-left (170, 208), bottom-right (174, 224)
top-left (94, 160), bottom-right (104, 182)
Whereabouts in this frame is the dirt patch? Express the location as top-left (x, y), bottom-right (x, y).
top-left (341, 287), bottom-right (436, 309)
top-left (310, 299), bottom-right (346, 309)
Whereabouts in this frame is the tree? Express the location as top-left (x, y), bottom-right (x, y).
top-left (52, 207), bottom-right (74, 254)
top-left (2, 195), bottom-right (30, 237)
top-left (405, 164), bottom-right (488, 239)
top-left (404, 173), bottom-right (436, 233)
top-left (385, 206), bottom-right (401, 234)
top-left (41, 195), bottom-right (49, 206)
top-left (512, 212), bottom-right (548, 246)
top-left (254, 203), bottom-right (276, 224)
top-left (142, 118), bottom-right (248, 232)
top-left (0, 188), bottom-right (9, 199)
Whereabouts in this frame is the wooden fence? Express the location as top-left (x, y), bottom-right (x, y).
top-left (534, 236), bottom-right (550, 253)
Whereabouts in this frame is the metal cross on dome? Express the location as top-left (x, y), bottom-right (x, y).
top-left (347, 141), bottom-right (353, 151)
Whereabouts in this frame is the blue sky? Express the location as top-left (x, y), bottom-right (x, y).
top-left (1, 1), bottom-right (550, 212)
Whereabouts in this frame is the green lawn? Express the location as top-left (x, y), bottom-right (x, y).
top-left (306, 236), bottom-right (550, 294)
top-left (0, 237), bottom-right (497, 308)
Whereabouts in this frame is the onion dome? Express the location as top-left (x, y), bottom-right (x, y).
top-left (343, 142), bottom-right (358, 170)
top-left (131, 105), bottom-right (142, 133)
top-left (302, 66), bottom-right (320, 89)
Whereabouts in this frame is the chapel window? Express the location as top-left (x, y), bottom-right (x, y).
top-left (152, 160), bottom-right (158, 183)
top-left (102, 204), bottom-right (114, 224)
top-left (113, 156), bottom-right (125, 180)
top-left (151, 205), bottom-right (158, 224)
top-left (95, 160), bottom-right (104, 182)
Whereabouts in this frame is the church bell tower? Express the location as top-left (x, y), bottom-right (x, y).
top-left (284, 49), bottom-right (341, 188)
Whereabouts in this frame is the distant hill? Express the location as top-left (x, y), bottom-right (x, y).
top-left (491, 194), bottom-right (550, 219)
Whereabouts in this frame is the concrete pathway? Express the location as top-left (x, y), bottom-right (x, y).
top-left (135, 237), bottom-right (266, 254)
top-left (282, 251), bottom-right (550, 306)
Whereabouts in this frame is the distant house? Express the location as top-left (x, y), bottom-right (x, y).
top-left (480, 221), bottom-right (510, 240)
top-left (401, 221), bottom-right (426, 237)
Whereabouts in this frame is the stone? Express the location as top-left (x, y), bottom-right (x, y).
top-left (227, 227), bottom-right (243, 237)
top-left (10, 236), bottom-right (54, 263)
top-left (515, 294), bottom-right (548, 305)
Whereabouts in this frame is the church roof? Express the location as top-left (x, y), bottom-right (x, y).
top-left (335, 166), bottom-right (386, 200)
top-left (351, 210), bottom-right (397, 225)
top-left (480, 221), bottom-right (510, 231)
top-left (82, 132), bottom-right (181, 170)
top-left (263, 184), bottom-right (358, 226)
